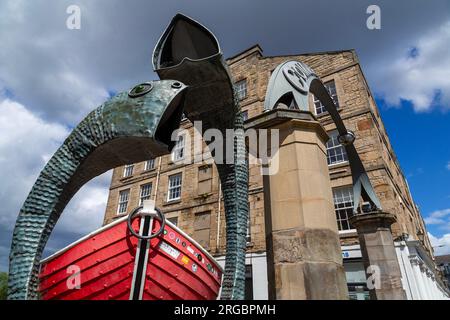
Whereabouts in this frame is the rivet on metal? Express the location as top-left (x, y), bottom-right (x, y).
top-left (171, 81), bottom-right (182, 89)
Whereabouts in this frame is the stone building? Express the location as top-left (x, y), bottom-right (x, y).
top-left (102, 45), bottom-right (448, 300)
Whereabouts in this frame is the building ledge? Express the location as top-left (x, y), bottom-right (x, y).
top-left (226, 44), bottom-right (263, 64)
top-left (163, 199), bottom-right (182, 206)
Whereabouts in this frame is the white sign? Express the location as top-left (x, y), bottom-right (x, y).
top-left (159, 242), bottom-right (180, 260)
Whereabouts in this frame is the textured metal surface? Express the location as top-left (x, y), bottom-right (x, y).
top-left (153, 14), bottom-right (249, 300)
top-left (264, 60), bottom-right (318, 112)
top-left (8, 80), bottom-right (187, 300)
top-left (265, 60), bottom-right (382, 213)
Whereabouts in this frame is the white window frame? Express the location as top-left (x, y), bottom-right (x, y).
top-left (123, 164), bottom-right (134, 178)
top-left (326, 130), bottom-right (348, 166)
top-left (139, 183), bottom-right (152, 206)
top-left (333, 186), bottom-right (355, 231)
top-left (171, 134), bottom-right (185, 162)
top-left (145, 159), bottom-right (155, 171)
top-left (235, 79), bottom-right (247, 100)
top-left (167, 216), bottom-right (179, 226)
top-left (117, 189), bottom-right (130, 215)
top-left (167, 173), bottom-right (182, 201)
top-left (313, 80), bottom-right (339, 116)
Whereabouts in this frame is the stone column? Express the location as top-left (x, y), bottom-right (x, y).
top-left (245, 109), bottom-right (348, 300)
top-left (350, 212), bottom-right (407, 300)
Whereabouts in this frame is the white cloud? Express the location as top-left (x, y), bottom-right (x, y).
top-left (0, 98), bottom-right (109, 269)
top-left (428, 232), bottom-right (450, 256)
top-left (424, 208), bottom-right (450, 228)
top-left (0, 1), bottom-right (141, 125)
top-left (371, 20), bottom-right (450, 112)
top-left (446, 161), bottom-right (450, 170)
top-left (0, 99), bottom-right (68, 226)
top-left (55, 171), bottom-right (111, 236)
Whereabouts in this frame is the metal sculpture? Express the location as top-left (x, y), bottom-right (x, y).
top-left (264, 60), bottom-right (382, 213)
top-left (152, 14), bottom-right (248, 300)
top-left (8, 14), bottom-right (248, 300)
top-left (8, 80), bottom-right (188, 299)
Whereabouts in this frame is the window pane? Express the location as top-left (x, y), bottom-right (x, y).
top-left (313, 80), bottom-right (339, 115)
top-left (167, 217), bottom-right (178, 226)
top-left (171, 135), bottom-right (185, 162)
top-left (326, 130), bottom-right (348, 165)
top-left (139, 183), bottom-right (152, 205)
top-left (117, 189), bottom-right (130, 214)
top-left (333, 186), bottom-right (354, 230)
top-left (235, 80), bottom-right (247, 100)
top-left (168, 173), bottom-right (182, 201)
top-left (242, 110), bottom-right (249, 121)
top-left (123, 164), bottom-right (134, 177)
top-left (145, 159), bottom-right (155, 171)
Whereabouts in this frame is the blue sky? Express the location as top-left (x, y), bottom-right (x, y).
top-left (1, 0), bottom-right (450, 272)
top-left (377, 98), bottom-right (450, 238)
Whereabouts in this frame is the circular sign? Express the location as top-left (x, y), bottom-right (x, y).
top-left (282, 61), bottom-right (313, 94)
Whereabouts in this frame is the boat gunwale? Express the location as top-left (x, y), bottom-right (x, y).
top-left (40, 215), bottom-right (224, 274)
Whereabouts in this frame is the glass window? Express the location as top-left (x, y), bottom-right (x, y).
top-left (313, 80), bottom-right (339, 115)
top-left (333, 186), bottom-right (354, 230)
top-left (171, 135), bottom-right (185, 162)
top-left (168, 173), bottom-right (182, 201)
top-left (326, 130), bottom-right (348, 165)
top-left (167, 216), bottom-right (178, 226)
top-left (117, 189), bottom-right (130, 215)
top-left (145, 159), bottom-right (155, 171)
top-left (123, 164), bottom-right (134, 178)
top-left (242, 110), bottom-right (249, 121)
top-left (235, 79), bottom-right (247, 100)
top-left (139, 183), bottom-right (152, 206)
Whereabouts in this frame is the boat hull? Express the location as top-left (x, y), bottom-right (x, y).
top-left (38, 217), bottom-right (222, 300)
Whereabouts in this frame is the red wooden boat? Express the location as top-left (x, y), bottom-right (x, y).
top-left (38, 202), bottom-right (223, 300)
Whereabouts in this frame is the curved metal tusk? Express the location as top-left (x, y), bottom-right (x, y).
top-left (8, 80), bottom-right (187, 300)
top-left (309, 79), bottom-right (382, 212)
top-left (153, 13), bottom-right (249, 300)
top-left (264, 60), bottom-right (382, 215)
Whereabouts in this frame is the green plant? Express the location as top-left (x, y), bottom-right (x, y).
top-left (0, 272), bottom-right (7, 300)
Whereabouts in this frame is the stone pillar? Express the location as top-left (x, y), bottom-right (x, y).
top-left (246, 109), bottom-right (348, 300)
top-left (350, 212), bottom-right (407, 300)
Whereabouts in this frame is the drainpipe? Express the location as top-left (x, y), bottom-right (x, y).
top-left (153, 157), bottom-right (163, 204)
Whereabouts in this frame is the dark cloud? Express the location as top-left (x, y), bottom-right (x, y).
top-left (1, 0), bottom-right (449, 123)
